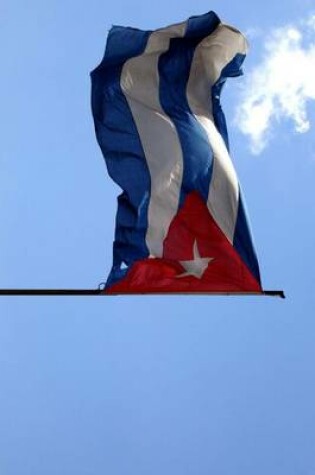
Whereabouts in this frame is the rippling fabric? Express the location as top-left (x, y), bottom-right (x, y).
top-left (91, 12), bottom-right (262, 293)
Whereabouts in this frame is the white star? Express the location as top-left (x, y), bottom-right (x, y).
top-left (177, 240), bottom-right (214, 279)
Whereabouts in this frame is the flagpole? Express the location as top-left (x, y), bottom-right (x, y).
top-left (0, 289), bottom-right (285, 298)
top-left (0, 289), bottom-right (102, 296)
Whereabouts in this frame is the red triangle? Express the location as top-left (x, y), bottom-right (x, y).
top-left (106, 192), bottom-right (261, 293)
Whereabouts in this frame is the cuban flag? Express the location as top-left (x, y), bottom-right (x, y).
top-left (91, 11), bottom-right (262, 294)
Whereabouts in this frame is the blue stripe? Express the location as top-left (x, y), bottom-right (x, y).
top-left (91, 26), bottom-right (152, 287)
top-left (186, 11), bottom-right (220, 38)
top-left (211, 53), bottom-right (261, 283)
top-left (211, 53), bottom-right (246, 151)
top-left (233, 189), bottom-right (261, 284)
top-left (158, 12), bottom-right (220, 206)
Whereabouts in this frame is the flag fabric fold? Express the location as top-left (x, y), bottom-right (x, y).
top-left (91, 11), bottom-right (262, 294)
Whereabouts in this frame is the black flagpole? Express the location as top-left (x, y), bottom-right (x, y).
top-left (0, 289), bottom-right (285, 298)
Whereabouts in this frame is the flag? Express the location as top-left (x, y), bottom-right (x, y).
top-left (91, 11), bottom-right (262, 294)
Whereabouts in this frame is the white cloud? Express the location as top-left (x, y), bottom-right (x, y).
top-left (235, 15), bottom-right (315, 154)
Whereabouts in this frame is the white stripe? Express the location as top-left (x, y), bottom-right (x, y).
top-left (187, 24), bottom-right (248, 243)
top-left (120, 23), bottom-right (186, 257)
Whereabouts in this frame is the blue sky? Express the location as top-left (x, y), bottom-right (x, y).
top-left (1, 1), bottom-right (315, 474)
